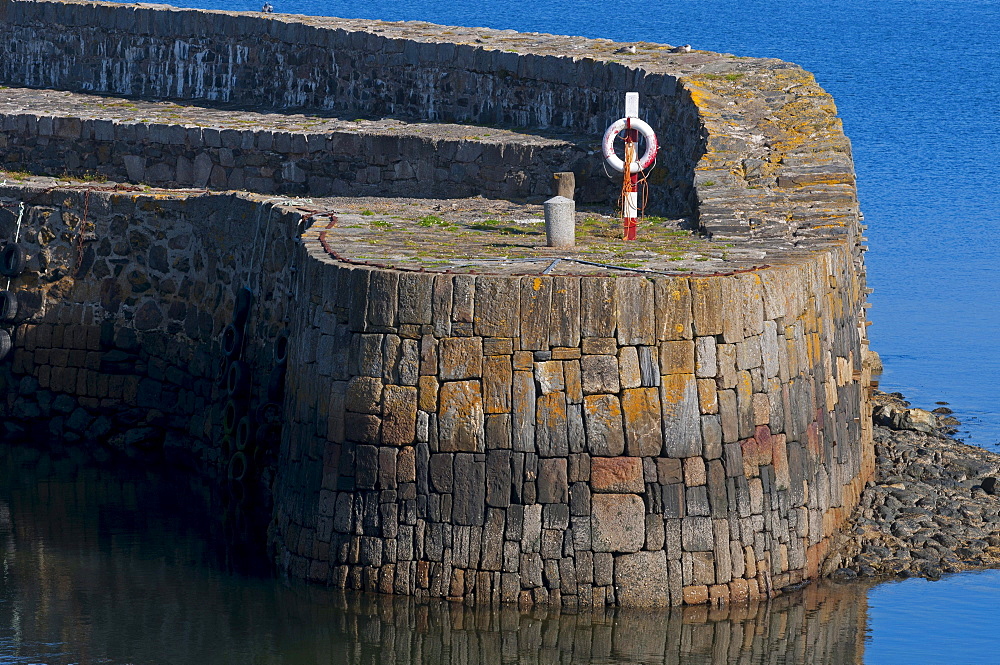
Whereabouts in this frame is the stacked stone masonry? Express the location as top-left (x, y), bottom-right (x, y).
top-left (0, 0), bottom-right (874, 607)
top-left (276, 230), bottom-right (873, 607)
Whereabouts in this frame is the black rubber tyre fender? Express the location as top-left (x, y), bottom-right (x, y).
top-left (221, 323), bottom-right (244, 359)
top-left (0, 290), bottom-right (17, 322)
top-left (273, 330), bottom-right (289, 366)
top-left (255, 401), bottom-right (282, 425)
top-left (222, 398), bottom-right (246, 435)
top-left (226, 359), bottom-right (251, 397)
top-left (266, 364), bottom-right (286, 403)
top-left (233, 287), bottom-right (253, 326)
top-left (0, 243), bottom-right (26, 278)
top-left (227, 451), bottom-right (248, 483)
top-left (0, 328), bottom-right (10, 362)
top-left (235, 415), bottom-right (253, 452)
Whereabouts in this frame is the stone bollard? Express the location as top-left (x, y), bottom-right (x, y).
top-left (552, 171), bottom-right (575, 200)
top-left (544, 196), bottom-right (575, 248)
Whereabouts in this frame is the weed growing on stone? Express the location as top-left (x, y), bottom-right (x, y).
top-left (417, 215), bottom-right (448, 227)
top-left (360, 209), bottom-right (374, 216)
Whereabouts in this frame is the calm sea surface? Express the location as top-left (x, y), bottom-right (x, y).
top-left (7, 0), bottom-right (1000, 662)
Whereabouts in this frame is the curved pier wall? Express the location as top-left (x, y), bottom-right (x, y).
top-left (0, 0), bottom-right (700, 214)
top-left (274, 231), bottom-right (873, 607)
top-left (0, 0), bottom-right (873, 607)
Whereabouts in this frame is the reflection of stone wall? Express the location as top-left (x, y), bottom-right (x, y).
top-left (0, 439), bottom-right (869, 665)
top-left (273, 223), bottom-right (873, 607)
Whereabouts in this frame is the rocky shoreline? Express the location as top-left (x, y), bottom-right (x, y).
top-left (827, 391), bottom-right (1000, 582)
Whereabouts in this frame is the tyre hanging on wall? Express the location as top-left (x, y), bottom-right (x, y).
top-left (0, 328), bottom-right (11, 362)
top-left (233, 287), bottom-right (253, 327)
top-left (0, 290), bottom-right (17, 322)
top-left (227, 451), bottom-right (248, 483)
top-left (226, 359), bottom-right (251, 397)
top-left (0, 243), bottom-right (26, 278)
top-left (273, 330), bottom-right (289, 366)
top-left (221, 323), bottom-right (244, 359)
top-left (235, 415), bottom-right (253, 452)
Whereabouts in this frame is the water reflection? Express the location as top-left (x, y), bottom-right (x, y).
top-left (0, 444), bottom-right (868, 664)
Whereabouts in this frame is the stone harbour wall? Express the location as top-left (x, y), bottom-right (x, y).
top-left (273, 229), bottom-right (873, 607)
top-left (0, 0), bottom-right (874, 607)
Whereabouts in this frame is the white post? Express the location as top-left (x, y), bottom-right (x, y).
top-left (544, 196), bottom-right (575, 248)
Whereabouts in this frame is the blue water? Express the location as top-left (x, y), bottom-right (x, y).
top-left (161, 0), bottom-right (1000, 449)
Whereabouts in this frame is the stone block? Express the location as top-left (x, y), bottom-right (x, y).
top-left (538, 458), bottom-right (568, 503)
top-left (615, 277), bottom-right (654, 345)
top-left (366, 270), bottom-right (398, 328)
top-left (654, 276), bottom-right (692, 341)
top-left (718, 390), bottom-right (738, 443)
top-left (418, 375), bottom-right (438, 411)
top-left (661, 374), bottom-right (701, 457)
top-left (439, 337), bottom-right (483, 380)
top-left (614, 550), bottom-right (669, 607)
top-left (483, 356), bottom-right (512, 414)
top-left (438, 380), bottom-right (484, 452)
top-left (660, 340), bottom-right (695, 375)
top-left (637, 346), bottom-right (660, 387)
top-left (690, 278), bottom-right (723, 336)
top-left (620, 387), bottom-right (663, 456)
top-left (580, 354), bottom-right (620, 394)
top-left (451, 274), bottom-right (475, 325)
top-left (694, 336), bottom-right (716, 378)
top-left (520, 276), bottom-right (552, 351)
top-left (697, 378), bottom-right (718, 414)
top-left (662, 483), bottom-right (685, 519)
top-left (580, 277), bottom-right (615, 337)
top-left (656, 457), bottom-right (683, 484)
top-left (583, 394), bottom-right (625, 456)
top-left (685, 486), bottom-right (710, 516)
top-left (382, 385), bottom-right (417, 445)
top-left (617, 347), bottom-right (641, 389)
top-left (581, 337), bottom-right (617, 355)
top-left (453, 453), bottom-right (486, 526)
top-left (512, 370), bottom-right (535, 452)
top-left (432, 274), bottom-right (453, 337)
top-left (534, 360), bottom-right (564, 394)
top-left (590, 457), bottom-right (644, 493)
top-left (549, 276), bottom-right (581, 347)
top-left (345, 375), bottom-right (382, 414)
top-left (591, 493), bottom-right (645, 553)
top-left (536, 391), bottom-right (569, 457)
top-left (720, 278), bottom-right (744, 344)
top-left (690, 551), bottom-right (716, 586)
top-left (474, 276), bottom-right (520, 337)
top-left (564, 360), bottom-right (583, 404)
top-left (682, 516), bottom-right (714, 552)
top-left (398, 272), bottom-right (434, 324)
top-left (483, 337), bottom-right (514, 355)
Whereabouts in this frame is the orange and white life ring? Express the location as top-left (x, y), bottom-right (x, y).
top-left (602, 117), bottom-right (658, 173)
